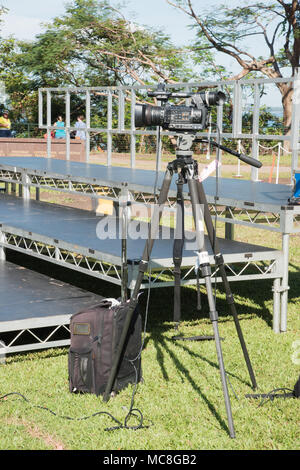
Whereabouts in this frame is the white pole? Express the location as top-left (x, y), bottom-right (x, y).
top-left (206, 115), bottom-right (212, 160)
top-left (275, 143), bottom-right (281, 184)
top-left (233, 140), bottom-right (242, 178)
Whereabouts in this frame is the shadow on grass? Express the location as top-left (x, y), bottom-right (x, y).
top-left (2, 347), bottom-right (68, 365)
top-left (151, 331), bottom-right (231, 435)
top-left (6, 249), bottom-right (300, 329)
top-left (141, 281), bottom-right (272, 328)
top-left (142, 263), bottom-right (300, 330)
top-left (144, 326), bottom-right (250, 386)
top-left (3, 250), bottom-right (300, 369)
top-left (3, 250), bottom-right (300, 437)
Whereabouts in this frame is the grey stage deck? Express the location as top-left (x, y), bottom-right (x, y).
top-left (0, 157), bottom-right (294, 211)
top-left (0, 158), bottom-right (287, 334)
top-left (0, 259), bottom-right (103, 353)
top-left (0, 194), bottom-right (280, 268)
top-left (0, 260), bottom-right (101, 324)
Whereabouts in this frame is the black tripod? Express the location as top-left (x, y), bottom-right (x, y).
top-left (103, 134), bottom-right (261, 438)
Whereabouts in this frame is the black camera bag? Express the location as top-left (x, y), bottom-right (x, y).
top-left (68, 299), bottom-right (142, 396)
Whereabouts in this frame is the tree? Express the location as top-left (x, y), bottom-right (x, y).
top-left (16, 0), bottom-right (203, 145)
top-left (20, 0), bottom-right (194, 88)
top-left (0, 7), bottom-right (40, 125)
top-left (167, 0), bottom-right (300, 141)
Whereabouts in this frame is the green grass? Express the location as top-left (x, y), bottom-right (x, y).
top-left (134, 151), bottom-right (292, 167)
top-left (0, 203), bottom-right (299, 450)
top-left (96, 151), bottom-right (294, 183)
top-left (91, 150), bottom-right (293, 168)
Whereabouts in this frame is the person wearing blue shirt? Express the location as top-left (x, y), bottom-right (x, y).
top-left (54, 116), bottom-right (66, 139)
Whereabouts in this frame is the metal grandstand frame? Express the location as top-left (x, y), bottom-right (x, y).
top-left (0, 201), bottom-right (284, 354)
top-left (0, 76), bottom-right (299, 354)
top-left (36, 75), bottom-right (299, 337)
top-left (38, 74), bottom-right (300, 180)
top-left (0, 156), bottom-right (299, 337)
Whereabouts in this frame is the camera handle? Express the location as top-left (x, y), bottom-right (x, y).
top-left (195, 138), bottom-right (262, 169)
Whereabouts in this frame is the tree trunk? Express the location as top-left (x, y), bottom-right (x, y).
top-left (280, 83), bottom-right (294, 152)
top-left (138, 134), bottom-right (145, 154)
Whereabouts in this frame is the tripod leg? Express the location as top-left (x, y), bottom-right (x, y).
top-left (173, 181), bottom-right (185, 326)
top-left (196, 269), bottom-right (201, 311)
top-left (204, 266), bottom-right (236, 439)
top-left (196, 180), bottom-right (257, 390)
top-left (103, 167), bottom-right (173, 402)
top-left (187, 176), bottom-right (236, 439)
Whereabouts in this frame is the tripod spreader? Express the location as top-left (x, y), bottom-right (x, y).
top-left (195, 139), bottom-right (263, 169)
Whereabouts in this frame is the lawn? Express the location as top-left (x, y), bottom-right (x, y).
top-left (90, 150), bottom-right (295, 184)
top-left (0, 161), bottom-right (300, 451)
top-left (0, 214), bottom-right (299, 451)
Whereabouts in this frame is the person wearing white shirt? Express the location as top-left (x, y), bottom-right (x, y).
top-left (75, 115), bottom-right (86, 140)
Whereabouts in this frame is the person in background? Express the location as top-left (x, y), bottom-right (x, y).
top-left (0, 111), bottom-right (11, 137)
top-left (75, 115), bottom-right (86, 140)
top-left (54, 116), bottom-right (66, 139)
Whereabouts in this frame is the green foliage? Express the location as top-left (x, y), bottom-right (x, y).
top-left (20, 0), bottom-right (194, 88)
top-left (0, 0), bottom-right (207, 133)
top-left (0, 37), bottom-right (37, 122)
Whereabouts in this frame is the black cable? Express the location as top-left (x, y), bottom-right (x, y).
top-left (0, 231), bottom-right (154, 434)
top-left (101, 127), bottom-right (162, 432)
top-left (103, 130), bottom-right (161, 432)
top-left (0, 249), bottom-right (155, 434)
top-left (111, 127), bottom-right (162, 431)
top-left (0, 391), bottom-right (150, 431)
top-left (120, 125), bottom-right (162, 430)
top-left (119, 265), bottom-right (153, 432)
top-left (245, 388), bottom-right (295, 407)
top-left (153, 125), bottom-right (162, 199)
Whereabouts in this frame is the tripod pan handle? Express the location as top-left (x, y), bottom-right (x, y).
top-left (238, 153), bottom-right (262, 168)
top-left (199, 139), bottom-right (263, 169)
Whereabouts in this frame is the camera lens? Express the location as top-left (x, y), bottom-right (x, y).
top-left (134, 104), bottom-right (165, 127)
top-left (199, 91), bottom-right (226, 106)
top-left (214, 91), bottom-right (226, 105)
top-left (134, 104), bottom-right (146, 127)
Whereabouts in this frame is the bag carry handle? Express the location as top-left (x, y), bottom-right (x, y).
top-left (99, 298), bottom-right (121, 308)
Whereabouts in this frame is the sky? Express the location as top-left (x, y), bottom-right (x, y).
top-left (0, 0), bottom-right (256, 75)
top-left (0, 1), bottom-right (242, 74)
top-left (0, 0), bottom-right (283, 106)
top-left (0, 0), bottom-right (196, 43)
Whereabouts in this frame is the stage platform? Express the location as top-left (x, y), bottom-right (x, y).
top-left (0, 193), bottom-right (282, 276)
top-left (0, 194), bottom-right (283, 332)
top-left (0, 259), bottom-right (102, 354)
top-left (0, 156), bottom-right (297, 335)
top-left (0, 156), bottom-right (296, 212)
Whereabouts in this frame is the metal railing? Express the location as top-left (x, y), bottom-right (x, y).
top-left (10, 122), bottom-right (43, 138)
top-left (38, 75), bottom-right (300, 182)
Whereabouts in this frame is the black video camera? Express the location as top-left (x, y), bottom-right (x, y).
top-left (135, 83), bottom-right (226, 132)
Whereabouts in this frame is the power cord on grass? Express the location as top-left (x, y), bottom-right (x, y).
top-left (0, 391), bottom-right (151, 431)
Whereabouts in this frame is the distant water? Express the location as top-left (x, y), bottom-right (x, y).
top-left (244, 105), bottom-right (283, 118)
top-left (269, 107), bottom-right (283, 118)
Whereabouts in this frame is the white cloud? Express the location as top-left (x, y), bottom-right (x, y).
top-left (1, 13), bottom-right (46, 41)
